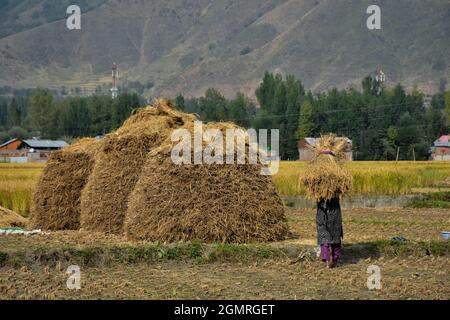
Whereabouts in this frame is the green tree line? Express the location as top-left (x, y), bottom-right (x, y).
top-left (176, 73), bottom-right (449, 160)
top-left (1, 73), bottom-right (449, 160)
top-left (0, 89), bottom-right (141, 142)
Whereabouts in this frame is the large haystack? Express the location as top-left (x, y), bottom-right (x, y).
top-left (0, 206), bottom-right (28, 228)
top-left (124, 121), bottom-right (288, 243)
top-left (300, 134), bottom-right (352, 202)
top-left (30, 138), bottom-right (98, 230)
top-left (80, 100), bottom-right (196, 234)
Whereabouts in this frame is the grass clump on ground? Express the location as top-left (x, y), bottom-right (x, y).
top-left (407, 192), bottom-right (450, 208)
top-left (1, 239), bottom-right (448, 268)
top-left (0, 251), bottom-right (7, 266)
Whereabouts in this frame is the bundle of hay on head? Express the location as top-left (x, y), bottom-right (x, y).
top-left (300, 134), bottom-right (352, 202)
top-left (30, 138), bottom-right (98, 230)
top-left (124, 121), bottom-right (288, 243)
top-left (79, 99), bottom-right (196, 234)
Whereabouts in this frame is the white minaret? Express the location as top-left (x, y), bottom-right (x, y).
top-left (375, 66), bottom-right (386, 85)
top-left (110, 63), bottom-right (118, 99)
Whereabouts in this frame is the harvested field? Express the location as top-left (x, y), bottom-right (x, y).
top-left (1, 257), bottom-right (448, 299)
top-left (30, 138), bottom-right (98, 230)
top-left (0, 208), bottom-right (448, 300)
top-left (1, 208), bottom-right (448, 252)
top-left (286, 208), bottom-right (450, 243)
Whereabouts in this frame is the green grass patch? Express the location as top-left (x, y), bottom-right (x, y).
top-left (205, 243), bottom-right (285, 262)
top-left (1, 239), bottom-right (448, 268)
top-left (363, 240), bottom-right (449, 257)
top-left (2, 242), bottom-right (289, 267)
top-left (407, 192), bottom-right (450, 208)
top-left (0, 251), bottom-right (7, 266)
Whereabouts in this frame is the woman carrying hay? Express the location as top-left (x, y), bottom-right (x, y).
top-left (316, 195), bottom-right (343, 268)
top-left (300, 134), bottom-right (352, 268)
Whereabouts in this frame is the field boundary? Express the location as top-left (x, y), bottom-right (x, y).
top-left (282, 194), bottom-right (424, 208)
top-left (1, 240), bottom-right (448, 268)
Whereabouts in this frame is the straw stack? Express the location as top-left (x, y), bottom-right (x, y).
top-left (30, 138), bottom-right (98, 230)
top-left (79, 99), bottom-right (196, 234)
top-left (124, 121), bottom-right (288, 243)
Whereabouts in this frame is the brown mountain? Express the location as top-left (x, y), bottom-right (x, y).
top-left (0, 0), bottom-right (449, 98)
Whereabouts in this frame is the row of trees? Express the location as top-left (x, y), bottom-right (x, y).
top-left (304, 78), bottom-right (449, 160)
top-left (175, 72), bottom-right (450, 160)
top-left (175, 89), bottom-right (257, 128)
top-left (0, 89), bottom-right (141, 142)
top-left (1, 73), bottom-right (449, 160)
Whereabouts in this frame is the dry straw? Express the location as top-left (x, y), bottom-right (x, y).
top-left (30, 138), bottom-right (98, 230)
top-left (30, 98), bottom-right (288, 243)
top-left (80, 99), bottom-right (196, 234)
top-left (124, 121), bottom-right (288, 243)
top-left (300, 134), bottom-right (352, 202)
top-left (0, 206), bottom-right (28, 228)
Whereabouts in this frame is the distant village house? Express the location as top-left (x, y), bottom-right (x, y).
top-left (430, 135), bottom-right (450, 160)
top-left (298, 137), bottom-right (353, 161)
top-left (0, 138), bottom-right (68, 163)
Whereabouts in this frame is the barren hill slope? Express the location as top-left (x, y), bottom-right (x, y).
top-left (0, 0), bottom-right (449, 97)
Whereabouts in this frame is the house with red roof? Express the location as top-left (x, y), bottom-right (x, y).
top-left (430, 135), bottom-right (450, 160)
top-left (0, 138), bottom-right (68, 163)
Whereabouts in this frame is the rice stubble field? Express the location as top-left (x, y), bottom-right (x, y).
top-left (0, 207), bottom-right (449, 299)
top-left (0, 161), bottom-right (449, 299)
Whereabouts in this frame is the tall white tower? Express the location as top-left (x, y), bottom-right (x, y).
top-left (110, 63), bottom-right (118, 99)
top-left (375, 66), bottom-right (386, 85)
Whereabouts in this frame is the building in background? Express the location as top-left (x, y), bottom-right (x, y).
top-left (0, 138), bottom-right (68, 163)
top-left (430, 135), bottom-right (450, 160)
top-left (298, 137), bottom-right (353, 161)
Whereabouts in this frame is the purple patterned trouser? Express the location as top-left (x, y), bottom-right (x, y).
top-left (320, 243), bottom-right (342, 262)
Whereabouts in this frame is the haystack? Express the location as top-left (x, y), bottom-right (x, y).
top-left (300, 134), bottom-right (352, 202)
top-left (80, 99), bottom-right (196, 234)
top-left (0, 206), bottom-right (28, 228)
top-left (30, 138), bottom-right (98, 230)
top-left (124, 121), bottom-right (288, 243)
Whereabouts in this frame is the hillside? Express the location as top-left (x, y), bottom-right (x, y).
top-left (0, 0), bottom-right (449, 97)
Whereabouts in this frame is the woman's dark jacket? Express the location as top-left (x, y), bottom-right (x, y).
top-left (316, 197), bottom-right (343, 245)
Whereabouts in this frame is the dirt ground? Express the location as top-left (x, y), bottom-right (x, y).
top-left (0, 208), bottom-right (449, 300)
